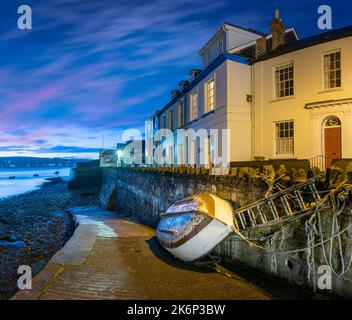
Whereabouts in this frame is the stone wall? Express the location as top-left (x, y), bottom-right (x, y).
top-left (100, 166), bottom-right (352, 298)
top-left (101, 167), bottom-right (267, 227)
top-left (68, 165), bottom-right (102, 191)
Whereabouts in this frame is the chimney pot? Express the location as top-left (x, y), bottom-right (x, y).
top-left (275, 9), bottom-right (279, 19)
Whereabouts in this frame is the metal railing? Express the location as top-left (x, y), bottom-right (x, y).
top-left (309, 155), bottom-right (332, 172)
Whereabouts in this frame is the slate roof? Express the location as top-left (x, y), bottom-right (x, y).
top-left (252, 25), bottom-right (352, 63)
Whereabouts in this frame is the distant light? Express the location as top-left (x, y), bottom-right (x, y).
top-left (116, 150), bottom-right (123, 158)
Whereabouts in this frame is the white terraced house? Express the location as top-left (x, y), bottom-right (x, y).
top-left (146, 10), bottom-right (352, 171)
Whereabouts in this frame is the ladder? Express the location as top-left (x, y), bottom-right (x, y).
top-left (233, 177), bottom-right (322, 231)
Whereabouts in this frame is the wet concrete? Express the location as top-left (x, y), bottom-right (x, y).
top-left (12, 207), bottom-right (315, 300)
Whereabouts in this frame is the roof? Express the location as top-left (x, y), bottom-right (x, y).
top-left (223, 22), bottom-right (266, 37)
top-left (156, 53), bottom-right (249, 116)
top-left (252, 25), bottom-right (352, 63)
top-left (230, 28), bottom-right (298, 59)
top-left (199, 22), bottom-right (265, 55)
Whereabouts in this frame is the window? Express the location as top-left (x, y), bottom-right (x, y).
top-left (190, 92), bottom-right (198, 121)
top-left (168, 110), bottom-right (174, 131)
top-left (177, 102), bottom-right (184, 128)
top-left (275, 121), bottom-right (294, 156)
top-left (218, 36), bottom-right (226, 55)
top-left (275, 63), bottom-right (294, 98)
top-left (205, 79), bottom-right (215, 113)
top-left (323, 51), bottom-right (341, 89)
top-left (162, 115), bottom-right (166, 129)
top-left (203, 51), bottom-right (211, 68)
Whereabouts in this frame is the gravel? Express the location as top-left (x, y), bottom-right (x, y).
top-left (0, 177), bottom-right (100, 300)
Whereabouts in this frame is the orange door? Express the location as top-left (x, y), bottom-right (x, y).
top-left (325, 127), bottom-right (342, 168)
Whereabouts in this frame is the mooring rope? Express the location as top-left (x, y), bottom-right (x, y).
top-left (226, 185), bottom-right (352, 287)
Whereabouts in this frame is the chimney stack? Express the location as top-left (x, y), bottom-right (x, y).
top-left (171, 89), bottom-right (180, 98)
top-left (188, 69), bottom-right (202, 82)
top-left (178, 80), bottom-right (189, 90)
top-left (256, 37), bottom-right (267, 58)
top-left (270, 9), bottom-right (285, 51)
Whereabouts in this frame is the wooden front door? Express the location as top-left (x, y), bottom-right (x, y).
top-left (325, 127), bottom-right (342, 168)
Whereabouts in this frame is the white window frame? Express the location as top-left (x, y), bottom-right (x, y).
top-left (322, 50), bottom-right (342, 90)
top-left (218, 35), bottom-right (226, 55)
top-left (177, 102), bottom-right (184, 128)
top-left (189, 90), bottom-right (198, 122)
top-left (168, 109), bottom-right (174, 131)
top-left (203, 51), bottom-right (211, 68)
top-left (274, 120), bottom-right (294, 158)
top-left (204, 77), bottom-right (215, 114)
top-left (274, 62), bottom-right (294, 99)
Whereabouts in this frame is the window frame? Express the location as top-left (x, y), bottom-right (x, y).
top-left (168, 109), bottom-right (174, 131)
top-left (274, 120), bottom-right (295, 158)
top-left (274, 62), bottom-right (294, 99)
top-left (189, 90), bottom-right (198, 122)
top-left (204, 77), bottom-right (215, 114)
top-left (322, 49), bottom-right (342, 90)
top-left (177, 102), bottom-right (184, 128)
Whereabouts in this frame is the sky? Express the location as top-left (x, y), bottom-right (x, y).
top-left (0, 0), bottom-right (350, 158)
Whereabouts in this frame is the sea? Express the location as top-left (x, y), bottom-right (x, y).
top-left (0, 167), bottom-right (72, 199)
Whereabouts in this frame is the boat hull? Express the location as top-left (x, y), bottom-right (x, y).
top-left (163, 220), bottom-right (233, 262)
top-left (156, 194), bottom-right (234, 262)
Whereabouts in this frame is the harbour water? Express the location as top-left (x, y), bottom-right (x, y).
top-left (0, 167), bottom-right (72, 199)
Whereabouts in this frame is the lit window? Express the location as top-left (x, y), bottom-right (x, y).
top-left (275, 63), bottom-right (294, 98)
top-left (190, 92), bottom-right (198, 121)
top-left (275, 121), bottom-right (294, 156)
top-left (205, 79), bottom-right (215, 113)
top-left (177, 102), bottom-right (184, 128)
top-left (323, 51), bottom-right (341, 89)
top-left (168, 110), bottom-right (174, 131)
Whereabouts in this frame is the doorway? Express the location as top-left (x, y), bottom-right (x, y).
top-left (324, 116), bottom-right (342, 168)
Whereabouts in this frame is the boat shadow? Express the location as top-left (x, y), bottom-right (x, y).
top-left (145, 236), bottom-right (215, 273)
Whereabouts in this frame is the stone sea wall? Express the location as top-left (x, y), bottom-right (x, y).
top-left (99, 166), bottom-right (352, 298)
top-left (101, 167), bottom-right (268, 227)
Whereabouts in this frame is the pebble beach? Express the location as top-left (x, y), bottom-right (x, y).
top-left (0, 177), bottom-right (100, 299)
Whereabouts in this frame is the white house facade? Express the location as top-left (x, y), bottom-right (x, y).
top-left (146, 10), bottom-right (352, 171)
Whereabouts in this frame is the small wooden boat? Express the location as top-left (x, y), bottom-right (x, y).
top-left (8, 176), bottom-right (15, 180)
top-left (54, 171), bottom-right (60, 175)
top-left (156, 194), bottom-right (234, 262)
top-left (33, 174), bottom-right (39, 177)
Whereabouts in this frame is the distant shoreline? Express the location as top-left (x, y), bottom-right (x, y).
top-left (0, 167), bottom-right (73, 199)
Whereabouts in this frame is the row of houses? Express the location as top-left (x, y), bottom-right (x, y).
top-left (145, 10), bottom-right (352, 171)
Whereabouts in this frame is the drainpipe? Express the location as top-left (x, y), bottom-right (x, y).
top-left (251, 63), bottom-right (255, 160)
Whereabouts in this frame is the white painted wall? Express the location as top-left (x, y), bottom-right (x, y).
top-left (253, 36), bottom-right (352, 161)
top-left (154, 58), bottom-right (252, 168)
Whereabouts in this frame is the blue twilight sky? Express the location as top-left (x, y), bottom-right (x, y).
top-left (0, 0), bottom-right (350, 158)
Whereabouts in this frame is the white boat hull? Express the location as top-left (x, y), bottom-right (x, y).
top-left (164, 220), bottom-right (233, 262)
top-left (156, 194), bottom-right (234, 262)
